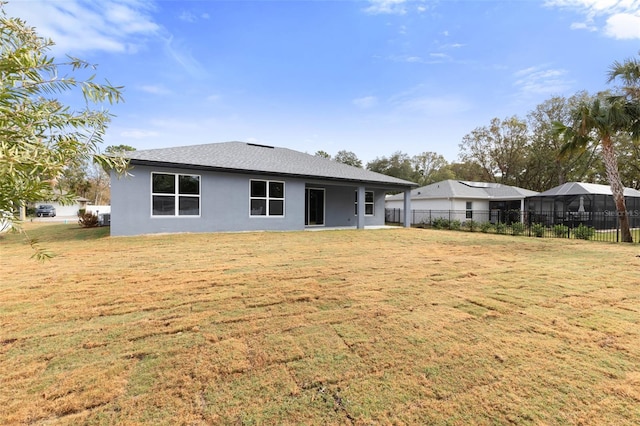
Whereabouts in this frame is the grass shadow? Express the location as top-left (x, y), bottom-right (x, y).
top-left (3, 222), bottom-right (110, 244)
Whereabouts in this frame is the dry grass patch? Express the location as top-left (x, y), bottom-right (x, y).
top-left (1, 223), bottom-right (639, 424)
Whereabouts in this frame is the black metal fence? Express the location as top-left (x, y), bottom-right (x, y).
top-left (385, 208), bottom-right (639, 243)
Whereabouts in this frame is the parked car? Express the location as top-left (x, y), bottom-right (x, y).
top-left (35, 204), bottom-right (56, 217)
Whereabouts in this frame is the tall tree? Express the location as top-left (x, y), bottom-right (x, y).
top-left (314, 150), bottom-right (331, 159)
top-left (334, 150), bottom-right (363, 168)
top-left (553, 94), bottom-right (636, 242)
top-left (616, 132), bottom-right (640, 189)
top-left (411, 151), bottom-right (451, 185)
top-left (526, 93), bottom-right (599, 191)
top-left (366, 151), bottom-right (415, 182)
top-left (0, 6), bottom-right (127, 257)
top-left (446, 161), bottom-right (487, 182)
top-left (458, 116), bottom-right (529, 186)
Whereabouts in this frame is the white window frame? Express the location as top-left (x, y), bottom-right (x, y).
top-left (466, 201), bottom-right (473, 219)
top-left (151, 172), bottom-right (201, 217)
top-left (354, 190), bottom-right (375, 216)
top-left (250, 179), bottom-right (285, 217)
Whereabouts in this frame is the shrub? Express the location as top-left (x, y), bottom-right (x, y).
top-left (511, 222), bottom-right (525, 236)
top-left (574, 223), bottom-right (595, 240)
top-left (78, 212), bottom-right (99, 228)
top-left (531, 223), bottom-right (546, 237)
top-left (432, 217), bottom-right (449, 230)
top-left (464, 220), bottom-right (479, 232)
top-left (480, 222), bottom-right (493, 233)
top-left (553, 224), bottom-right (569, 238)
top-left (449, 219), bottom-right (462, 231)
top-left (495, 222), bottom-right (507, 234)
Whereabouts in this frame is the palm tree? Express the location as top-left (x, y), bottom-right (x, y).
top-left (608, 54), bottom-right (640, 140)
top-left (553, 96), bottom-right (635, 242)
top-left (608, 54), bottom-right (640, 101)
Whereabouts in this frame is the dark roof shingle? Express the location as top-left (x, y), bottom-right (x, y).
top-left (125, 142), bottom-right (417, 187)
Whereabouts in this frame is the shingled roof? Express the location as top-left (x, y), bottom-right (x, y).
top-left (125, 141), bottom-right (417, 188)
top-left (386, 179), bottom-right (537, 201)
top-left (535, 182), bottom-right (640, 197)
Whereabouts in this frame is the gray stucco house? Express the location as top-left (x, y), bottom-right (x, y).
top-left (110, 142), bottom-right (417, 236)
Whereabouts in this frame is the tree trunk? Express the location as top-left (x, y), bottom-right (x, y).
top-left (601, 136), bottom-right (633, 242)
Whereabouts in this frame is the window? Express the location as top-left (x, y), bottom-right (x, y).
top-left (250, 180), bottom-right (284, 216)
top-left (151, 173), bottom-right (200, 216)
top-left (354, 190), bottom-right (374, 216)
top-left (466, 201), bottom-right (473, 219)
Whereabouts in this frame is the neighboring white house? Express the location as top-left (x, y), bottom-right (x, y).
top-left (386, 180), bottom-right (538, 225)
top-left (31, 196), bottom-right (89, 217)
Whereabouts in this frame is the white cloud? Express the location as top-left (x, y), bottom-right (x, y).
top-left (605, 13), bottom-right (640, 38)
top-left (363, 0), bottom-right (407, 15)
top-left (120, 129), bottom-right (160, 139)
top-left (179, 11), bottom-right (197, 23)
top-left (353, 96), bottom-right (379, 109)
top-left (162, 35), bottom-right (207, 79)
top-left (545, 0), bottom-right (640, 39)
top-left (383, 54), bottom-right (452, 64)
top-left (394, 95), bottom-right (471, 115)
top-left (179, 10), bottom-right (211, 23)
top-left (513, 65), bottom-right (573, 96)
top-left (4, 0), bottom-right (160, 55)
top-left (570, 21), bottom-right (598, 31)
top-left (389, 85), bottom-right (472, 115)
top-left (139, 85), bottom-right (172, 95)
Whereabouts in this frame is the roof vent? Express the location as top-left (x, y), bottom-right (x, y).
top-left (247, 142), bottom-right (275, 149)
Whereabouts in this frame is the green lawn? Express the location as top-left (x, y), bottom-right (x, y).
top-left (1, 223), bottom-right (639, 424)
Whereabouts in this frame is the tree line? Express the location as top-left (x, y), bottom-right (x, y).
top-left (318, 90), bottom-right (640, 193)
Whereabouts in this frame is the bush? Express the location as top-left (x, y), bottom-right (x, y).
top-left (431, 217), bottom-right (449, 230)
top-left (78, 212), bottom-right (99, 228)
top-left (480, 222), bottom-right (493, 233)
top-left (495, 222), bottom-right (507, 234)
top-left (553, 224), bottom-right (569, 238)
top-left (449, 219), bottom-right (462, 231)
top-left (464, 220), bottom-right (479, 232)
top-left (511, 222), bottom-right (525, 236)
top-left (531, 223), bottom-right (546, 237)
top-left (574, 223), bottom-right (595, 240)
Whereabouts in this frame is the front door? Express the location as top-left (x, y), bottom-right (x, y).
top-left (305, 188), bottom-right (325, 226)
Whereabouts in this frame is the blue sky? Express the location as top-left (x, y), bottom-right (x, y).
top-left (5, 0), bottom-right (640, 163)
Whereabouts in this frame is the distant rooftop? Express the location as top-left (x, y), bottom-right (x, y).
top-left (534, 182), bottom-right (640, 197)
top-left (125, 141), bottom-right (417, 188)
top-left (386, 179), bottom-right (538, 201)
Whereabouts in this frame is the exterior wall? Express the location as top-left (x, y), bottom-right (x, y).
top-left (111, 165), bottom-right (306, 236)
top-left (111, 165), bottom-right (391, 236)
top-left (322, 185), bottom-right (386, 227)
